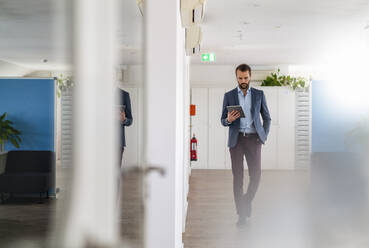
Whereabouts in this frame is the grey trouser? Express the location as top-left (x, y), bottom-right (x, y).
top-left (229, 133), bottom-right (262, 217)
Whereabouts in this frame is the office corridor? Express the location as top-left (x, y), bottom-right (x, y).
top-left (183, 169), bottom-right (369, 248)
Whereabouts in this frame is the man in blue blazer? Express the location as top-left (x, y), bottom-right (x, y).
top-left (221, 64), bottom-right (271, 227)
top-left (118, 88), bottom-right (133, 166)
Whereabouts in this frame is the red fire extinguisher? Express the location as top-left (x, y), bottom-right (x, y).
top-left (191, 134), bottom-right (197, 161)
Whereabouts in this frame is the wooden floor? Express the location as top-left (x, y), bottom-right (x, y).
top-left (0, 162), bottom-right (144, 248)
top-left (1, 167), bottom-right (368, 248)
top-left (0, 197), bottom-right (55, 247)
top-left (183, 169), bottom-right (369, 248)
top-left (118, 171), bottom-right (144, 248)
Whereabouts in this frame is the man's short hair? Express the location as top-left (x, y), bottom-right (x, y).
top-left (235, 64), bottom-right (252, 76)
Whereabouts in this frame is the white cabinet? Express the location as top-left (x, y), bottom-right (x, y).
top-left (278, 87), bottom-right (296, 127)
top-left (261, 125), bottom-right (278, 169)
top-left (191, 86), bottom-right (296, 170)
top-left (208, 88), bottom-right (227, 169)
top-left (259, 87), bottom-right (278, 169)
top-left (277, 125), bottom-right (295, 169)
top-left (277, 87), bottom-right (296, 169)
top-left (257, 86), bottom-right (296, 169)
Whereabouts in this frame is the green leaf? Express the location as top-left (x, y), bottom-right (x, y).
top-left (9, 138), bottom-right (20, 148)
top-left (262, 69), bottom-right (308, 91)
top-left (0, 113), bottom-right (22, 148)
top-left (0, 113), bottom-right (7, 121)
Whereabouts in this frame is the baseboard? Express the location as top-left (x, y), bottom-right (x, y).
top-left (183, 200), bottom-right (188, 232)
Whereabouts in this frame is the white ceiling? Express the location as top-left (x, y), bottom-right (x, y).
top-left (0, 0), bottom-right (368, 71)
top-left (192, 0), bottom-right (369, 65)
top-left (0, 0), bottom-right (73, 71)
top-left (0, 0), bottom-right (142, 72)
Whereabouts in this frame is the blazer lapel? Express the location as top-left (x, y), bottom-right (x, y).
top-left (251, 88), bottom-right (256, 116)
top-left (233, 88), bottom-right (239, 105)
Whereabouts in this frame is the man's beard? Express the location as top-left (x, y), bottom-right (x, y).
top-left (239, 83), bottom-right (249, 90)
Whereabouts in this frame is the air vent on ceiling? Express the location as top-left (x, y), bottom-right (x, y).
top-left (185, 25), bottom-right (202, 56)
top-left (181, 0), bottom-right (206, 27)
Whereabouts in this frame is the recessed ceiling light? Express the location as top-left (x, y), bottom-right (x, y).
top-left (43, 59), bottom-right (48, 63)
top-left (274, 25), bottom-right (281, 29)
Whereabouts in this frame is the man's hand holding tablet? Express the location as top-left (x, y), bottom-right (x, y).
top-left (226, 105), bottom-right (245, 123)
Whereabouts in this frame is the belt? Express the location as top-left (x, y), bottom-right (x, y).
top-left (239, 132), bottom-right (257, 137)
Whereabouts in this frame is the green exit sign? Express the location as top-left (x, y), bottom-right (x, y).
top-left (201, 53), bottom-right (216, 62)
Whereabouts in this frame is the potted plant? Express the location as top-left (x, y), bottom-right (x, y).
top-left (55, 74), bottom-right (74, 98)
top-left (0, 112), bottom-right (22, 152)
top-left (261, 68), bottom-right (310, 90)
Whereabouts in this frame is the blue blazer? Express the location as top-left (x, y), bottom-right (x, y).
top-left (119, 89), bottom-right (133, 147)
top-left (221, 87), bottom-right (271, 148)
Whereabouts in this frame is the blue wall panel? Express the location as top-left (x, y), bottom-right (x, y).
top-left (0, 78), bottom-right (55, 151)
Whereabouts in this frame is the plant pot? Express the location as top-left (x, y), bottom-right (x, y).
top-left (0, 151), bottom-right (7, 175)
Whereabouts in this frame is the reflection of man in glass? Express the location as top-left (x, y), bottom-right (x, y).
top-left (118, 88), bottom-right (133, 167)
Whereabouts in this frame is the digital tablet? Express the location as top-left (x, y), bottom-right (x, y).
top-left (226, 105), bottom-right (245, 118)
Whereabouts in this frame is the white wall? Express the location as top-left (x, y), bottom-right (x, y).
top-left (190, 64), bottom-right (276, 87)
top-left (0, 60), bottom-right (33, 77)
top-left (182, 56), bottom-right (191, 232)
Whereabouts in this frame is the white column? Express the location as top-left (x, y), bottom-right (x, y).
top-left (144, 0), bottom-right (186, 247)
top-left (54, 0), bottom-right (119, 247)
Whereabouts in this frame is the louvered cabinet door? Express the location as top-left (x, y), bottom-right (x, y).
top-left (61, 89), bottom-right (73, 168)
top-left (295, 88), bottom-right (311, 169)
